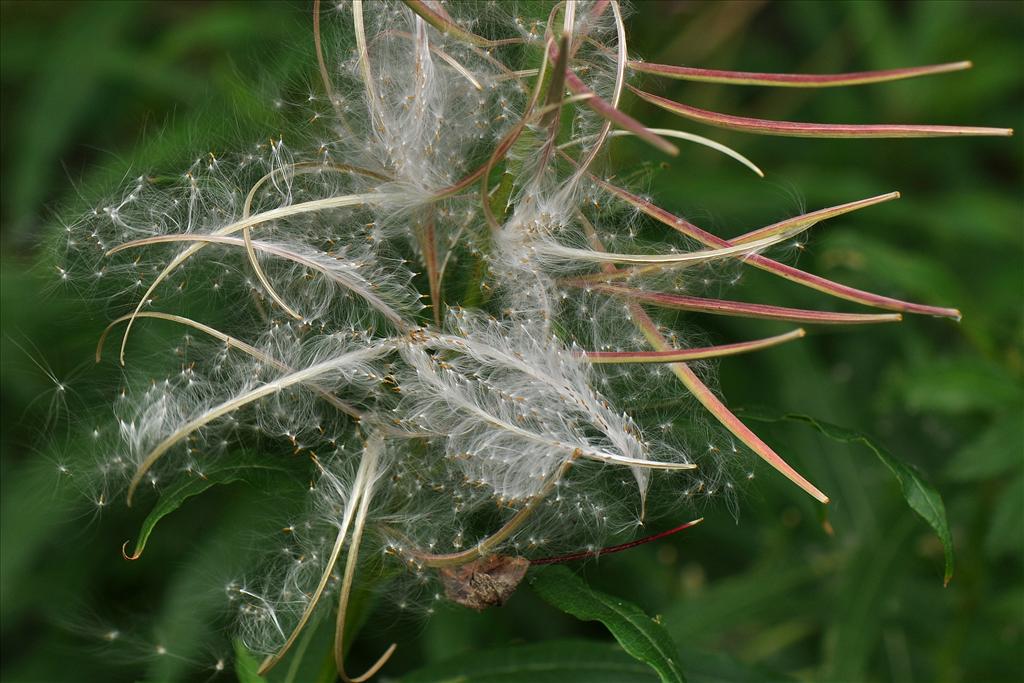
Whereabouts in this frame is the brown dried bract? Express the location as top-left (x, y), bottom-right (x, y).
top-left (440, 555), bottom-right (530, 610)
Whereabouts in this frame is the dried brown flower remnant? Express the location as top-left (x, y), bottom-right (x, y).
top-left (440, 555), bottom-right (531, 610)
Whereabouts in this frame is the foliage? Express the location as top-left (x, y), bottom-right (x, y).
top-left (531, 566), bottom-right (687, 683)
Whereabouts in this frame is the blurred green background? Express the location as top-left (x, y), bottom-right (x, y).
top-left (1, 1), bottom-right (1021, 682)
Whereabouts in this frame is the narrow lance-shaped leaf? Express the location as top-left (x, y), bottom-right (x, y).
top-left (540, 33), bottom-right (571, 132)
top-left (740, 410), bottom-right (955, 585)
top-left (629, 59), bottom-right (973, 87)
top-left (532, 565), bottom-right (688, 683)
top-left (629, 86), bottom-right (1014, 138)
top-left (124, 461), bottom-right (289, 560)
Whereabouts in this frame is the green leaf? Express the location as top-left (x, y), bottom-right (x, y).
top-left (530, 566), bottom-right (687, 683)
top-left (235, 640), bottom-right (269, 683)
top-left (401, 639), bottom-right (659, 683)
top-left (127, 461), bottom-right (288, 559)
top-left (741, 410), bottom-right (955, 585)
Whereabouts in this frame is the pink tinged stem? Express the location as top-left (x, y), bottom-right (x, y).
top-left (580, 328), bottom-right (805, 364)
top-left (628, 303), bottom-right (830, 504)
top-left (567, 0), bottom-right (627, 183)
top-left (530, 517), bottom-right (704, 565)
top-left (568, 73), bottom-right (679, 154)
top-left (400, 0), bottom-right (521, 47)
top-left (434, 33), bottom-right (556, 203)
top-left (629, 86), bottom-right (1013, 138)
top-left (573, 0), bottom-right (612, 57)
top-left (571, 284), bottom-right (903, 325)
top-left (544, 41), bottom-right (678, 156)
top-left (414, 208), bottom-right (442, 327)
top-left (540, 34), bottom-right (571, 132)
top-left (596, 180), bottom-right (961, 319)
top-left (475, 36), bottom-right (554, 228)
top-left (578, 215), bottom-right (828, 504)
top-left (628, 59), bottom-right (974, 87)
top-left (420, 0), bottom-right (454, 22)
top-left (533, 31), bottom-right (572, 175)
top-left (747, 255), bottom-right (960, 319)
top-left (433, 120), bottom-right (521, 199)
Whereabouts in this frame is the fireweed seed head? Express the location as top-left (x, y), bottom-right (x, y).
top-left (59, 0), bottom-right (1011, 676)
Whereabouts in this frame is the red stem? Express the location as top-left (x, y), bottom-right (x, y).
top-left (531, 518), bottom-right (704, 565)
